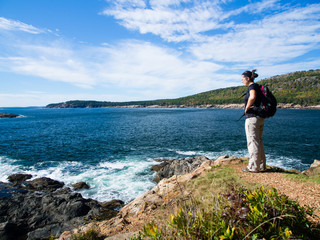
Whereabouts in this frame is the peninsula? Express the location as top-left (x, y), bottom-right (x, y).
top-left (46, 70), bottom-right (320, 109)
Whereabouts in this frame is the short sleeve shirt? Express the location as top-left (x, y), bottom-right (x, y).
top-left (244, 83), bottom-right (262, 118)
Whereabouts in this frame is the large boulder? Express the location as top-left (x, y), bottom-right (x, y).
top-left (150, 156), bottom-right (212, 182)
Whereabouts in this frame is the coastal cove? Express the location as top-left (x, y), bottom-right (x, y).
top-left (1, 107), bottom-right (319, 204)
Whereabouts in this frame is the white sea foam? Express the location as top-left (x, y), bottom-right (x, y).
top-left (170, 149), bottom-right (310, 171)
top-left (0, 156), bottom-right (21, 182)
top-left (266, 154), bottom-right (310, 171)
top-left (0, 150), bottom-right (310, 204)
top-left (0, 155), bottom-right (156, 203)
top-left (175, 150), bottom-right (199, 156)
top-left (171, 148), bottom-right (248, 160)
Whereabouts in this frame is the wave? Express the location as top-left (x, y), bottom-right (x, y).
top-left (170, 149), bottom-right (248, 160)
top-left (0, 156), bottom-right (21, 182)
top-left (0, 155), bottom-right (156, 203)
top-left (0, 149), bottom-right (310, 204)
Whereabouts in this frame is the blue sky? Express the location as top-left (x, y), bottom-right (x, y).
top-left (0, 0), bottom-right (319, 107)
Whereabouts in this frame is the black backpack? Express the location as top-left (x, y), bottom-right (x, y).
top-left (256, 84), bottom-right (277, 118)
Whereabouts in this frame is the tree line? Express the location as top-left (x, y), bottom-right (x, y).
top-left (46, 69), bottom-right (320, 108)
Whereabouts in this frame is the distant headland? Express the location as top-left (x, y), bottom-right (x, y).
top-left (46, 70), bottom-right (320, 109)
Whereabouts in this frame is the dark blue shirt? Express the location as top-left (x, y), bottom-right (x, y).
top-left (244, 83), bottom-right (262, 118)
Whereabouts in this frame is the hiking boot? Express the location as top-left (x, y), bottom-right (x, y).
top-left (242, 167), bottom-right (259, 173)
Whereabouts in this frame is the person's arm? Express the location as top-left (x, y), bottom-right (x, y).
top-left (245, 89), bottom-right (256, 114)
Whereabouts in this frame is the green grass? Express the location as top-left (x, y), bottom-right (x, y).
top-left (283, 172), bottom-right (320, 184)
top-left (130, 165), bottom-right (320, 240)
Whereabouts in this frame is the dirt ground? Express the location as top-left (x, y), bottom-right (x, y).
top-left (232, 164), bottom-right (320, 223)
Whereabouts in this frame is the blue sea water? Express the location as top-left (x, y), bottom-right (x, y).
top-left (0, 107), bottom-right (319, 202)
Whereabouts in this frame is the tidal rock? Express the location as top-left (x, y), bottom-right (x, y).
top-left (151, 156), bottom-right (211, 182)
top-left (72, 181), bottom-right (90, 190)
top-left (7, 173), bottom-right (32, 183)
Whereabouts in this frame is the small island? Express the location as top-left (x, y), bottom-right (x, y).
top-left (0, 113), bottom-right (20, 119)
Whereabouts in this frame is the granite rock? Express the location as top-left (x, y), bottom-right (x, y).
top-left (150, 156), bottom-right (212, 182)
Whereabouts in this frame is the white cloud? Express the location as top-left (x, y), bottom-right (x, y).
top-left (104, 0), bottom-right (225, 42)
top-left (258, 59), bottom-right (320, 78)
top-left (0, 46), bottom-right (97, 89)
top-left (0, 92), bottom-right (143, 107)
top-left (1, 0), bottom-right (320, 107)
top-left (103, 0), bottom-right (284, 42)
top-left (98, 41), bottom-right (223, 90)
top-left (0, 38), bottom-right (228, 99)
top-left (190, 4), bottom-right (320, 64)
top-left (0, 17), bottom-right (43, 34)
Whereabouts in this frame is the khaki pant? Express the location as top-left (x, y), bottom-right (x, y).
top-left (245, 117), bottom-right (266, 171)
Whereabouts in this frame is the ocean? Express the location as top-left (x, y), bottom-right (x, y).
top-left (0, 107), bottom-right (319, 203)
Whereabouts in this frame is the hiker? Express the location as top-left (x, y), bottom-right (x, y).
top-left (241, 69), bottom-right (266, 173)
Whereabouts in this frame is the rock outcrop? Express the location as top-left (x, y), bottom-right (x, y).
top-left (302, 159), bottom-right (320, 176)
top-left (58, 155), bottom-right (320, 239)
top-left (0, 175), bottom-right (124, 240)
top-left (150, 156), bottom-right (212, 182)
top-left (59, 156), bottom-right (237, 239)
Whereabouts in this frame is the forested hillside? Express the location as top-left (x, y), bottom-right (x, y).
top-left (46, 69), bottom-right (320, 108)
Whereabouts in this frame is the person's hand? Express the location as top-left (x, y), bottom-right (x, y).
top-left (245, 105), bottom-right (253, 114)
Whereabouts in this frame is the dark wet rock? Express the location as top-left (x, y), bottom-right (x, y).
top-left (7, 173), bottom-right (32, 183)
top-left (150, 162), bottom-right (168, 172)
top-left (101, 199), bottom-right (125, 210)
top-left (151, 156), bottom-right (211, 182)
top-left (0, 176), bottom-right (122, 240)
top-left (72, 181), bottom-right (90, 190)
top-left (0, 113), bottom-right (20, 118)
top-left (26, 177), bottom-right (64, 191)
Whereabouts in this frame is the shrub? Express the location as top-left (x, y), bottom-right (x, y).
top-left (131, 186), bottom-right (319, 239)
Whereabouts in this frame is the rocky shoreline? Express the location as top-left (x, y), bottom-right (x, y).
top-left (1, 156), bottom-right (319, 239)
top-left (58, 156), bottom-right (320, 239)
top-left (0, 156), bottom-right (232, 239)
top-left (116, 103), bottom-right (320, 109)
top-left (0, 174), bottom-right (124, 240)
top-left (48, 103), bottom-right (320, 109)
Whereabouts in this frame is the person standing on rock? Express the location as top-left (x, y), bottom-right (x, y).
top-left (241, 69), bottom-right (266, 173)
